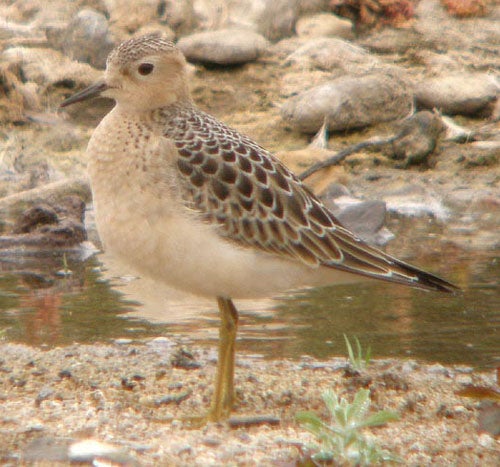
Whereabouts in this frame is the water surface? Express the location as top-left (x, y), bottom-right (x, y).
top-left (0, 231), bottom-right (498, 369)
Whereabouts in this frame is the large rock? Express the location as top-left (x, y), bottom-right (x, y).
top-left (193, 0), bottom-right (300, 41)
top-left (415, 0), bottom-right (500, 50)
top-left (0, 62), bottom-right (41, 123)
top-left (46, 9), bottom-right (115, 69)
top-left (177, 29), bottom-right (269, 65)
top-left (281, 71), bottom-right (412, 133)
top-left (2, 47), bottom-right (101, 90)
top-left (415, 73), bottom-right (499, 116)
top-left (159, 0), bottom-right (198, 35)
top-left (104, 0), bottom-right (160, 34)
top-left (285, 37), bottom-right (378, 72)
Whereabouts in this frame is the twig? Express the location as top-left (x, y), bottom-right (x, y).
top-left (298, 136), bottom-right (395, 181)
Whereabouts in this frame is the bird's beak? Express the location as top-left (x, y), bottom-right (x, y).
top-left (60, 80), bottom-right (109, 108)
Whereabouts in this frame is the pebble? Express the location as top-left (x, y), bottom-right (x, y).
top-left (381, 182), bottom-right (449, 220)
top-left (415, 73), bottom-right (499, 116)
top-left (281, 71), bottom-right (412, 133)
top-left (55, 269), bottom-right (73, 277)
top-left (427, 363), bottom-right (451, 376)
top-left (295, 13), bottom-right (354, 39)
top-left (114, 338), bottom-right (133, 345)
top-left (336, 200), bottom-right (392, 246)
top-left (23, 436), bottom-right (71, 463)
top-left (390, 111), bottom-right (446, 167)
top-left (477, 433), bottom-right (495, 448)
top-left (68, 439), bottom-right (135, 465)
top-left (177, 29), bottom-right (269, 65)
top-left (359, 28), bottom-right (428, 54)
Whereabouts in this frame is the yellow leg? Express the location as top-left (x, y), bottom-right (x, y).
top-left (208, 296), bottom-right (238, 421)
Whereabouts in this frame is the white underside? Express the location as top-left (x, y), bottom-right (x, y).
top-left (92, 189), bottom-right (368, 299)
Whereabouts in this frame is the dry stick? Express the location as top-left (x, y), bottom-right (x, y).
top-left (298, 136), bottom-right (395, 181)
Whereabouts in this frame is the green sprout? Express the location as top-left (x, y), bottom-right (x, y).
top-left (297, 388), bottom-right (400, 465)
top-left (344, 334), bottom-right (371, 372)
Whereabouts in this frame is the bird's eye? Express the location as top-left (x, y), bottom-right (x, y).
top-left (138, 63), bottom-right (154, 76)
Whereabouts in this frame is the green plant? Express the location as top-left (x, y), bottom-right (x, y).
top-left (344, 334), bottom-right (371, 372)
top-left (297, 388), bottom-right (400, 465)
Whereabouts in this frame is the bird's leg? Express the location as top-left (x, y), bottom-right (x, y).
top-left (208, 296), bottom-right (239, 421)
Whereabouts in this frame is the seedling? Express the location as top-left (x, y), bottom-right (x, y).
top-left (344, 334), bottom-right (371, 372)
top-left (297, 388), bottom-right (400, 465)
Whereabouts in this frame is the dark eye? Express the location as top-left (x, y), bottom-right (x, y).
top-left (138, 63), bottom-right (154, 76)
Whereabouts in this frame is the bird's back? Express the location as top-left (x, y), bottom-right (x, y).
top-left (151, 103), bottom-right (458, 294)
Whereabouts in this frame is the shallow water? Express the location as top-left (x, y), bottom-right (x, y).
top-left (0, 233), bottom-right (498, 370)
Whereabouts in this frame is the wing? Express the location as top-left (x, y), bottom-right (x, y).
top-left (158, 105), bottom-right (457, 293)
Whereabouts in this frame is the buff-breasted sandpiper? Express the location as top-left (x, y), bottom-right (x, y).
top-left (61, 34), bottom-right (458, 422)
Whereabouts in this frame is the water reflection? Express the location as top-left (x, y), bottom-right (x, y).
top-left (0, 246), bottom-right (498, 369)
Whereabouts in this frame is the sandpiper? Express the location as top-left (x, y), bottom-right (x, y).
top-left (61, 34), bottom-right (458, 422)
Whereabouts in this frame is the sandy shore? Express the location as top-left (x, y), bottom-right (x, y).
top-left (0, 340), bottom-right (498, 465)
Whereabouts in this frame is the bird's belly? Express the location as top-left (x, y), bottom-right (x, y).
top-left (94, 195), bottom-right (366, 299)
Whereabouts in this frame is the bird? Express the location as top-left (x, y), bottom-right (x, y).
top-left (60, 33), bottom-right (458, 423)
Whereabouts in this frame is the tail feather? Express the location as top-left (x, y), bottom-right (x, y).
top-left (324, 239), bottom-right (460, 294)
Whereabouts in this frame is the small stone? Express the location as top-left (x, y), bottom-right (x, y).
top-left (114, 338), bottom-right (132, 345)
top-left (427, 363), bottom-right (450, 376)
top-left (295, 13), bottom-right (354, 39)
top-left (172, 443), bottom-right (192, 456)
top-left (390, 111), bottom-right (446, 167)
top-left (35, 387), bottom-right (55, 406)
top-left (154, 390), bottom-right (191, 406)
top-left (360, 28), bottom-right (428, 54)
top-left (68, 439), bottom-right (133, 464)
top-left (171, 348), bottom-right (201, 369)
top-left (58, 369), bottom-right (72, 379)
top-left (55, 269), bottom-right (73, 277)
top-left (177, 29), bottom-right (269, 65)
top-left (382, 183), bottom-right (449, 219)
top-left (477, 433), bottom-right (495, 448)
top-left (455, 374), bottom-right (472, 385)
top-left (151, 336), bottom-right (170, 344)
top-left (120, 377), bottom-right (136, 391)
top-left (228, 415), bottom-right (280, 428)
top-left (478, 401), bottom-right (500, 437)
top-left (202, 437), bottom-right (222, 447)
top-left (23, 436), bottom-right (71, 463)
top-left (336, 200), bottom-right (389, 245)
top-left (26, 423), bottom-right (45, 432)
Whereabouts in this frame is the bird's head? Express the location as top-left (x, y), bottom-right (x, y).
top-left (61, 34), bottom-right (190, 111)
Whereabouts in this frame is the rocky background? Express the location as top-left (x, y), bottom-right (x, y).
top-left (0, 0), bottom-right (498, 251)
top-left (0, 0), bottom-right (499, 465)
